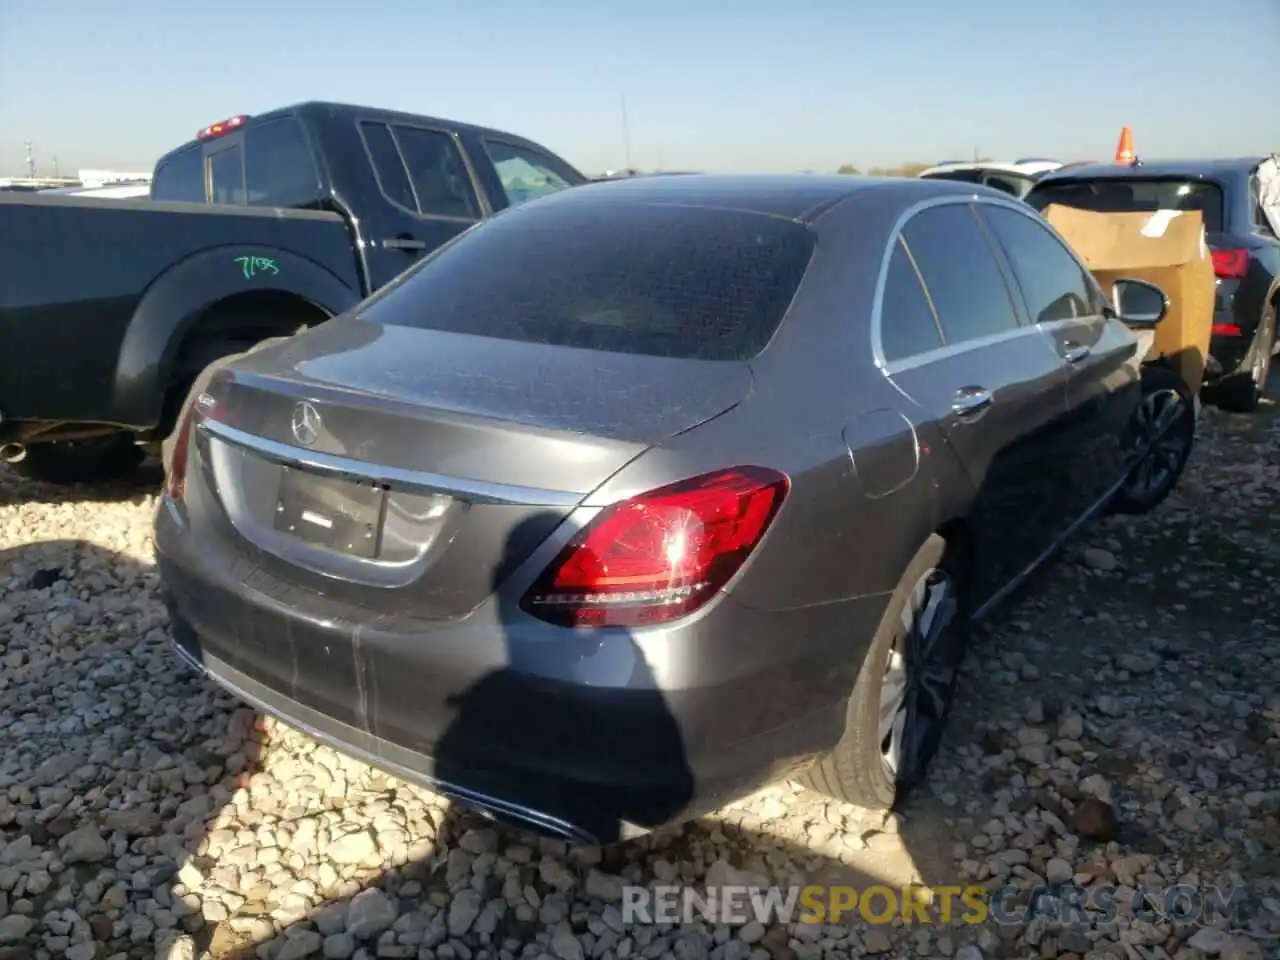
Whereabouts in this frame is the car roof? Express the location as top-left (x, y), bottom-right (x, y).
top-left (919, 160), bottom-right (1061, 178)
top-left (1035, 157), bottom-right (1264, 185)
top-left (550, 172), bottom-right (1004, 223)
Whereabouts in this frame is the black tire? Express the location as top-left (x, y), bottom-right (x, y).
top-left (1110, 365), bottom-right (1196, 516)
top-left (799, 533), bottom-right (970, 809)
top-left (161, 336), bottom-right (292, 475)
top-left (1211, 304), bottom-right (1275, 413)
top-left (8, 433), bottom-right (145, 486)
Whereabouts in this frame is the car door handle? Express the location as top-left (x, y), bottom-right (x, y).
top-left (382, 237), bottom-right (427, 251)
top-left (951, 387), bottom-right (993, 415)
top-left (1063, 342), bottom-right (1092, 364)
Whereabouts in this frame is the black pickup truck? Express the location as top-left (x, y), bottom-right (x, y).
top-left (0, 101), bottom-right (587, 484)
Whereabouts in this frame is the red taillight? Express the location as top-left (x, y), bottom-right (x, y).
top-left (1212, 323), bottom-right (1243, 337)
top-left (164, 373), bottom-right (230, 503)
top-left (196, 115), bottom-right (249, 141)
top-left (164, 407), bottom-right (197, 503)
top-left (521, 466), bottom-right (790, 628)
top-left (1210, 248), bottom-right (1249, 280)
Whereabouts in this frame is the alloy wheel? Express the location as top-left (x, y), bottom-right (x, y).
top-left (1124, 387), bottom-right (1192, 502)
top-left (879, 568), bottom-right (961, 783)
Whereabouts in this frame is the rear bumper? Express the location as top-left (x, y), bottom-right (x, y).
top-left (156, 500), bottom-right (882, 842)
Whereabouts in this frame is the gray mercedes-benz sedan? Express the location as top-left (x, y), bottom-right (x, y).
top-left (155, 173), bottom-right (1192, 843)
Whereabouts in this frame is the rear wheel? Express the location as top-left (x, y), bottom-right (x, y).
top-left (8, 433), bottom-right (145, 486)
top-left (799, 533), bottom-right (970, 809)
top-left (1212, 304), bottom-right (1275, 412)
top-left (1110, 365), bottom-right (1196, 516)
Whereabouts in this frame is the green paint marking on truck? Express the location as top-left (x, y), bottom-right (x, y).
top-left (235, 256), bottom-right (279, 279)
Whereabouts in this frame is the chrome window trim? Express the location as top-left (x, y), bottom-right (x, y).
top-left (198, 417), bottom-right (583, 508)
top-left (869, 193), bottom-right (1104, 377)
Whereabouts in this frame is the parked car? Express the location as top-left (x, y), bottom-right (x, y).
top-left (1026, 158), bottom-right (1280, 411)
top-left (0, 101), bottom-right (587, 485)
top-left (155, 174), bottom-right (1186, 843)
top-left (917, 159), bottom-right (1063, 199)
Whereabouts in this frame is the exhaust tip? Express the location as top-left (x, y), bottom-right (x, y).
top-left (0, 442), bottom-right (26, 464)
top-left (448, 792), bottom-right (601, 845)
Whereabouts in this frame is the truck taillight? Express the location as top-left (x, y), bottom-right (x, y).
top-left (196, 115), bottom-right (249, 141)
top-left (520, 467), bottom-right (789, 629)
top-left (1210, 248), bottom-right (1249, 280)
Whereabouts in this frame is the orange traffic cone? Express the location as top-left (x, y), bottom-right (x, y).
top-left (1115, 126), bottom-right (1136, 164)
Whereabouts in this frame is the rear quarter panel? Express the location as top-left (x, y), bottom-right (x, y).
top-left (582, 184), bottom-right (972, 612)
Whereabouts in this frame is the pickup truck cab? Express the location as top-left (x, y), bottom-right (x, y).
top-left (1026, 158), bottom-right (1280, 411)
top-left (0, 101), bottom-right (587, 484)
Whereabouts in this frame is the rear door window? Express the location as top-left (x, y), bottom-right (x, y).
top-left (359, 200), bottom-right (816, 361)
top-left (151, 147), bottom-right (206, 202)
top-left (879, 237), bottom-right (945, 363)
top-left (901, 203), bottom-right (1022, 345)
top-left (244, 118), bottom-right (320, 207)
top-left (482, 139), bottom-right (576, 207)
top-left (1027, 178), bottom-right (1225, 234)
top-left (359, 121), bottom-right (417, 212)
top-left (978, 205), bottom-right (1103, 323)
top-left (392, 126), bottom-right (481, 220)
top-left (208, 147), bottom-right (245, 205)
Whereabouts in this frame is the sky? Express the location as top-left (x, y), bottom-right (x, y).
top-left (2, 0), bottom-right (1278, 178)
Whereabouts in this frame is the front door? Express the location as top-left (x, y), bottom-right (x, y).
top-left (977, 203), bottom-right (1141, 520)
top-left (876, 200), bottom-right (1073, 607)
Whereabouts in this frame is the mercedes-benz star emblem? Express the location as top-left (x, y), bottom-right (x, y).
top-left (291, 401), bottom-right (322, 447)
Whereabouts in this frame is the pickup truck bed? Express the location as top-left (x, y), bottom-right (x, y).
top-left (0, 100), bottom-right (588, 486)
top-left (0, 193), bottom-right (361, 429)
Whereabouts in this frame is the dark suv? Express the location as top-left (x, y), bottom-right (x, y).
top-left (1027, 158), bottom-right (1280, 410)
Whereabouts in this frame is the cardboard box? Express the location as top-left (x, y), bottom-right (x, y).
top-left (1041, 203), bottom-right (1216, 393)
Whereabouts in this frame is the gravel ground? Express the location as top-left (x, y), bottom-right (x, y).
top-left (1, 397), bottom-right (1277, 960)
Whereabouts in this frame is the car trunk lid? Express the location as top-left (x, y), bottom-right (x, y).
top-left (189, 318), bottom-right (753, 622)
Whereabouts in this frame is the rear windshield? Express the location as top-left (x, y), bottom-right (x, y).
top-left (921, 170), bottom-right (985, 184)
top-left (1027, 178), bottom-right (1224, 234)
top-left (359, 199), bottom-right (816, 361)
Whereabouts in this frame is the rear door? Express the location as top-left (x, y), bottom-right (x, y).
top-left (876, 200), bottom-right (1073, 605)
top-left (355, 120), bottom-right (484, 289)
top-left (977, 202), bottom-right (1140, 520)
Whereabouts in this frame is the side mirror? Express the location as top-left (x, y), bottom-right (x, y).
top-left (1111, 277), bottom-right (1169, 328)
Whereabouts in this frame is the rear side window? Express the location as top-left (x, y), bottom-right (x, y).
top-left (901, 204), bottom-right (1021, 345)
top-left (880, 237), bottom-right (944, 363)
top-left (244, 118), bottom-right (320, 207)
top-left (359, 201), bottom-right (816, 361)
top-left (1027, 178), bottom-right (1224, 234)
top-left (151, 147), bottom-right (205, 202)
top-left (393, 126), bottom-right (480, 220)
top-left (208, 147), bottom-right (244, 205)
top-left (359, 122), bottom-right (417, 211)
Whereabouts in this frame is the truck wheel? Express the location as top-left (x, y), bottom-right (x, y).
top-left (161, 336), bottom-right (291, 475)
top-left (8, 434), bottom-right (145, 486)
top-left (1212, 304), bottom-right (1275, 412)
top-left (1110, 365), bottom-right (1196, 515)
top-left (798, 533), bottom-right (971, 809)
